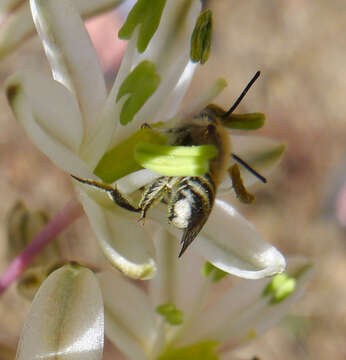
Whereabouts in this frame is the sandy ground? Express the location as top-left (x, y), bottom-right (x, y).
top-left (0, 1), bottom-right (345, 359)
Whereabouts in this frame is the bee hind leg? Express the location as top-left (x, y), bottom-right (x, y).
top-left (138, 177), bottom-right (171, 221)
top-left (228, 164), bottom-right (255, 204)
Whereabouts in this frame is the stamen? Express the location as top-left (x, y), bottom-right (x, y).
top-left (156, 303), bottom-right (184, 326)
top-left (263, 273), bottom-right (296, 304)
top-left (134, 142), bottom-right (218, 176)
top-left (190, 10), bottom-right (213, 64)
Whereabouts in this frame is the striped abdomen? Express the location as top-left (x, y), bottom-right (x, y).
top-left (168, 173), bottom-right (216, 256)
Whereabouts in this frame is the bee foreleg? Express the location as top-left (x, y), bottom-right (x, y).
top-left (71, 175), bottom-right (140, 213)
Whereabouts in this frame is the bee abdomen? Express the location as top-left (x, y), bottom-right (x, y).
top-left (168, 174), bottom-right (215, 230)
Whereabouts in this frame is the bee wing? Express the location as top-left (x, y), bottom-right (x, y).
top-left (178, 211), bottom-right (211, 257)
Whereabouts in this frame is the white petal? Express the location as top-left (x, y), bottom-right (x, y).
top-left (98, 270), bottom-right (156, 360)
top-left (81, 29), bottom-right (139, 167)
top-left (77, 187), bottom-right (157, 280)
top-left (137, 0), bottom-right (201, 113)
top-left (6, 72), bottom-right (92, 178)
top-left (154, 61), bottom-right (197, 121)
top-left (0, 0), bottom-right (124, 61)
top-left (196, 199), bottom-right (286, 279)
top-left (0, 2), bottom-right (33, 61)
top-left (149, 227), bottom-right (207, 318)
top-left (110, 0), bottom-right (202, 146)
top-left (219, 135), bottom-right (285, 192)
top-left (180, 257), bottom-right (313, 349)
top-left (148, 199), bottom-right (285, 280)
top-left (16, 264), bottom-right (104, 360)
top-left (30, 0), bottom-right (107, 144)
top-left (116, 169), bottom-right (162, 195)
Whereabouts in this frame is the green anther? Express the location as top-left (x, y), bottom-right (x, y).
top-left (134, 143), bottom-right (218, 176)
top-left (156, 303), bottom-right (184, 326)
top-left (94, 127), bottom-right (166, 183)
top-left (157, 341), bottom-right (220, 360)
top-left (263, 273), bottom-right (297, 304)
top-left (118, 0), bottom-right (167, 53)
top-left (202, 261), bottom-right (228, 282)
top-left (221, 112), bottom-right (265, 130)
top-left (190, 9), bottom-right (213, 64)
top-left (117, 61), bottom-right (160, 125)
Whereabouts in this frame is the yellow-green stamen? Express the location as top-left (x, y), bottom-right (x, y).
top-left (157, 341), bottom-right (220, 360)
top-left (190, 10), bottom-right (213, 64)
top-left (156, 303), bottom-right (184, 326)
top-left (222, 112), bottom-right (265, 130)
top-left (134, 143), bottom-right (218, 176)
top-left (263, 273), bottom-right (297, 304)
top-left (94, 127), bottom-right (166, 183)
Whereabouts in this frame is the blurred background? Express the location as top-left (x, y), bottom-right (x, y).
top-left (0, 0), bottom-right (345, 359)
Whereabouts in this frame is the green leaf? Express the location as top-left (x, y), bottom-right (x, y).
top-left (222, 112), bottom-right (265, 130)
top-left (118, 0), bottom-right (167, 53)
top-left (190, 10), bottom-right (213, 64)
top-left (94, 127), bottom-right (166, 183)
top-left (157, 341), bottom-right (220, 360)
top-left (134, 142), bottom-right (218, 176)
top-left (116, 61), bottom-right (160, 125)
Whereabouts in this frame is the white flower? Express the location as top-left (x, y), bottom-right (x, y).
top-left (98, 231), bottom-right (313, 360)
top-left (14, 243), bottom-right (313, 360)
top-left (6, 0), bottom-right (286, 280)
top-left (0, 0), bottom-right (125, 60)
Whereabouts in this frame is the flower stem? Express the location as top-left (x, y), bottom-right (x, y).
top-left (0, 199), bottom-right (83, 296)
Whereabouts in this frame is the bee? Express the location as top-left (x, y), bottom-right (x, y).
top-left (72, 71), bottom-right (266, 257)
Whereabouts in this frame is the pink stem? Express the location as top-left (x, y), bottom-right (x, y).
top-left (0, 199), bottom-right (83, 296)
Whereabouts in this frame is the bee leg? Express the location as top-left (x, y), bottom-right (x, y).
top-left (71, 175), bottom-right (140, 213)
top-left (228, 164), bottom-right (255, 204)
top-left (138, 177), bottom-right (171, 221)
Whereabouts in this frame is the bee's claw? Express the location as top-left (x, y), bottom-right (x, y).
top-left (141, 122), bottom-right (152, 130)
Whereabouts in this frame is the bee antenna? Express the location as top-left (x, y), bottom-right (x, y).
top-left (231, 153), bottom-right (267, 183)
top-left (223, 71), bottom-right (261, 118)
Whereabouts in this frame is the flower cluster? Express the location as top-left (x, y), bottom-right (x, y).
top-left (15, 233), bottom-right (313, 360)
top-left (7, 0), bottom-right (286, 280)
top-left (2, 0), bottom-right (313, 359)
